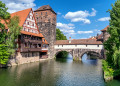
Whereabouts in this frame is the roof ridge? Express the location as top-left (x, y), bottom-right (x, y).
top-left (11, 8), bottom-right (32, 15)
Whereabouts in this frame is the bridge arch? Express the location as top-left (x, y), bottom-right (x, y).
top-left (80, 51), bottom-right (101, 60)
top-left (55, 49), bottom-right (73, 58)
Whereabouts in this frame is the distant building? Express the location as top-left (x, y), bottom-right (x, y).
top-left (34, 5), bottom-right (57, 58)
top-left (1, 8), bottom-right (49, 66)
top-left (101, 25), bottom-right (110, 42)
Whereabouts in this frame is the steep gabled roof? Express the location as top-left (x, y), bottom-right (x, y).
top-left (101, 25), bottom-right (109, 32)
top-left (0, 8), bottom-right (32, 28)
top-left (34, 5), bottom-right (56, 14)
top-left (11, 8), bottom-right (32, 27)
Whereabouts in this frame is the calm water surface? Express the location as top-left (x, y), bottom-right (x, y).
top-left (0, 54), bottom-right (120, 86)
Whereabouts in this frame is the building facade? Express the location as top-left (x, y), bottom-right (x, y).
top-left (7, 8), bottom-right (49, 66)
top-left (101, 25), bottom-right (110, 42)
top-left (34, 5), bottom-right (57, 58)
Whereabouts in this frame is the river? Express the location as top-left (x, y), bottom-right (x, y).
top-left (0, 54), bottom-right (120, 86)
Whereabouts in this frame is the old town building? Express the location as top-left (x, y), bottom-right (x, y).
top-left (101, 25), bottom-right (110, 42)
top-left (3, 8), bottom-right (49, 66)
top-left (34, 5), bottom-right (57, 58)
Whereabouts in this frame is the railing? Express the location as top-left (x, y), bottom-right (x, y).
top-left (24, 39), bottom-right (42, 43)
top-left (21, 48), bottom-right (41, 52)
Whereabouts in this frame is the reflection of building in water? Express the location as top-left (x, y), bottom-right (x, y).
top-left (8, 60), bottom-right (61, 86)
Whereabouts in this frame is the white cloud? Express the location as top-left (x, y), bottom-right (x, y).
top-left (57, 22), bottom-right (76, 37)
top-left (57, 22), bottom-right (75, 29)
top-left (57, 12), bottom-right (61, 15)
top-left (71, 18), bottom-right (91, 24)
top-left (98, 17), bottom-right (110, 21)
top-left (77, 31), bottom-right (93, 34)
top-left (64, 8), bottom-right (97, 24)
top-left (1, 0), bottom-right (36, 13)
top-left (90, 8), bottom-right (97, 16)
top-left (77, 29), bottom-right (101, 35)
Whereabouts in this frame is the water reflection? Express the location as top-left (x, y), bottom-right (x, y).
top-left (56, 53), bottom-right (73, 63)
top-left (82, 54), bottom-right (98, 65)
top-left (0, 53), bottom-right (120, 86)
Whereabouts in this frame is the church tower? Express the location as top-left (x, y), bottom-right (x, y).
top-left (34, 5), bottom-right (57, 58)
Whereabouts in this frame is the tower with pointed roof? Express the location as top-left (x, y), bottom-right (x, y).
top-left (34, 5), bottom-right (57, 58)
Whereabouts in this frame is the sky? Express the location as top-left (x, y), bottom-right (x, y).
top-left (1, 0), bottom-right (116, 39)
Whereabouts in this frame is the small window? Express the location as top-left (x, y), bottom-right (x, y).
top-left (41, 12), bottom-right (42, 15)
top-left (32, 23), bottom-right (34, 26)
top-left (38, 44), bottom-right (41, 48)
top-left (24, 28), bottom-right (25, 31)
top-left (46, 12), bottom-right (47, 15)
top-left (75, 45), bottom-right (77, 47)
top-left (86, 45), bottom-right (87, 47)
top-left (58, 45), bottom-right (59, 47)
top-left (24, 43), bottom-right (27, 48)
top-left (36, 13), bottom-right (38, 15)
top-left (27, 22), bottom-right (29, 25)
top-left (97, 45), bottom-right (99, 47)
top-left (62, 45), bottom-right (63, 47)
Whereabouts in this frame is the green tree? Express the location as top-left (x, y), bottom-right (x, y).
top-left (56, 28), bottom-right (67, 40)
top-left (104, 0), bottom-right (120, 68)
top-left (0, 1), bottom-right (10, 65)
top-left (6, 16), bottom-right (22, 56)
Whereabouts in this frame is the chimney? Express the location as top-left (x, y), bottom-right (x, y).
top-left (69, 37), bottom-right (71, 43)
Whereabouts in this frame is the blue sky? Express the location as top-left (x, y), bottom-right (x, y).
top-left (2, 0), bottom-right (116, 39)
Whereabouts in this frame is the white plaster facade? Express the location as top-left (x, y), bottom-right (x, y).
top-left (54, 44), bottom-right (103, 50)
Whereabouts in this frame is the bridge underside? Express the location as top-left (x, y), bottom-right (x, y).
top-left (55, 49), bottom-right (104, 60)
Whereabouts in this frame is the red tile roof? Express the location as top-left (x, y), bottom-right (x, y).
top-left (101, 25), bottom-right (109, 32)
top-left (11, 8), bottom-right (32, 27)
top-left (1, 8), bottom-right (48, 38)
top-left (21, 31), bottom-right (44, 38)
top-left (55, 39), bottom-right (102, 45)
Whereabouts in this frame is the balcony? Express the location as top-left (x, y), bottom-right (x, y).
top-left (24, 39), bottom-right (42, 44)
top-left (21, 48), bottom-right (41, 52)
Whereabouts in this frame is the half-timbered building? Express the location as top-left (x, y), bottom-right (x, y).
top-left (6, 8), bottom-right (49, 65)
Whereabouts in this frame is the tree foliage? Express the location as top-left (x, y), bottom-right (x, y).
top-left (104, 0), bottom-right (120, 68)
top-left (0, 1), bottom-right (10, 65)
top-left (6, 16), bottom-right (22, 56)
top-left (0, 1), bottom-right (21, 65)
top-left (56, 28), bottom-right (67, 40)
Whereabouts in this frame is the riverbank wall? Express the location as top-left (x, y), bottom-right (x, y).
top-left (7, 52), bottom-right (52, 67)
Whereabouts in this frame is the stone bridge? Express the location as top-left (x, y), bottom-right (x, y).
top-left (54, 39), bottom-right (104, 60)
top-left (55, 49), bottom-right (104, 60)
